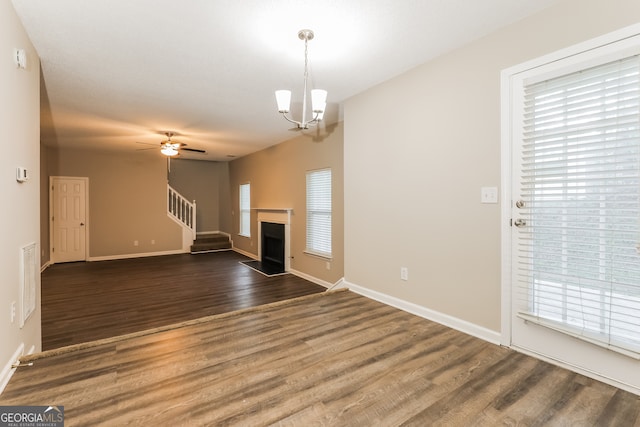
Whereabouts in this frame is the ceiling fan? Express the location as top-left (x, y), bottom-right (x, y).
top-left (137, 132), bottom-right (206, 157)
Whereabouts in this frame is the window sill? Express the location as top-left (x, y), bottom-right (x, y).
top-left (304, 250), bottom-right (332, 261)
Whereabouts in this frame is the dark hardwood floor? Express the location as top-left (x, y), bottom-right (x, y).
top-left (41, 251), bottom-right (326, 350)
top-left (3, 290), bottom-right (639, 426)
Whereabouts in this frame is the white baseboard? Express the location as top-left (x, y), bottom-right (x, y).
top-left (512, 345), bottom-right (640, 396)
top-left (232, 247), bottom-right (258, 260)
top-left (327, 278), bottom-right (347, 291)
top-left (0, 344), bottom-right (24, 395)
top-left (40, 261), bottom-right (51, 273)
top-left (88, 249), bottom-right (187, 262)
top-left (343, 280), bottom-right (501, 345)
top-left (288, 269), bottom-right (344, 289)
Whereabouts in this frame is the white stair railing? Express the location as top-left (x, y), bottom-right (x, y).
top-left (167, 184), bottom-right (196, 240)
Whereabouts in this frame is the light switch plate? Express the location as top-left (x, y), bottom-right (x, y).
top-left (16, 167), bottom-right (28, 182)
top-left (481, 187), bottom-right (498, 204)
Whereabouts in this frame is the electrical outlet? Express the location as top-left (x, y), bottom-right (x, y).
top-left (151, 239), bottom-right (155, 245)
top-left (326, 261), bottom-right (331, 270)
top-left (10, 301), bottom-right (16, 323)
top-left (400, 267), bottom-right (409, 281)
top-left (134, 240), bottom-right (139, 246)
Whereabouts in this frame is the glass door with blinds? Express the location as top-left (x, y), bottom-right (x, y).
top-left (507, 31), bottom-right (640, 392)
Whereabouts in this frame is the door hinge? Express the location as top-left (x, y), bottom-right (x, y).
top-left (52, 247), bottom-right (55, 253)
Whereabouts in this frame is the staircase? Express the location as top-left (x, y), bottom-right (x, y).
top-left (167, 184), bottom-right (232, 254)
top-left (190, 234), bottom-right (232, 254)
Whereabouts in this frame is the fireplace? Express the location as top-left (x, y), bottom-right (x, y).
top-left (240, 208), bottom-right (291, 276)
top-left (261, 222), bottom-right (285, 274)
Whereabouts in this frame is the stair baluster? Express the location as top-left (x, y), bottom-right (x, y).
top-left (167, 184), bottom-right (196, 240)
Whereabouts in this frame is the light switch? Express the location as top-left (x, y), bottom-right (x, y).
top-left (16, 167), bottom-right (28, 182)
top-left (481, 187), bottom-right (498, 204)
top-left (14, 48), bottom-right (27, 69)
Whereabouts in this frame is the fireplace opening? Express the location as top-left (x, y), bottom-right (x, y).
top-left (240, 221), bottom-right (287, 276)
top-left (260, 222), bottom-right (285, 274)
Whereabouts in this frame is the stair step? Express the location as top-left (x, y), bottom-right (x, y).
top-left (190, 234), bottom-right (231, 254)
top-left (194, 235), bottom-right (229, 243)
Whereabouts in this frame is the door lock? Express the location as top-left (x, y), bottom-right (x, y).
top-left (514, 218), bottom-right (526, 228)
top-left (515, 200), bottom-right (525, 209)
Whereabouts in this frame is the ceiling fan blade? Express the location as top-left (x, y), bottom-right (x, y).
top-left (181, 147), bottom-right (206, 154)
top-left (136, 141), bottom-right (159, 147)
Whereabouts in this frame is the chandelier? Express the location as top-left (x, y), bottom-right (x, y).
top-left (275, 29), bottom-right (327, 130)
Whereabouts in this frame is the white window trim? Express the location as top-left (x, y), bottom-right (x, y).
top-left (239, 182), bottom-right (251, 238)
top-left (501, 22), bottom-right (640, 347)
top-left (306, 168), bottom-right (332, 258)
top-left (500, 23), bottom-right (640, 395)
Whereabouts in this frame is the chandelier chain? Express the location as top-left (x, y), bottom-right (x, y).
top-left (304, 37), bottom-right (309, 81)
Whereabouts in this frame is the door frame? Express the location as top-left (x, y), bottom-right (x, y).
top-left (49, 176), bottom-right (90, 264)
top-left (500, 23), bottom-right (640, 394)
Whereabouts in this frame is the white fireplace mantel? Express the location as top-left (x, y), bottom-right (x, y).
top-left (255, 208), bottom-right (292, 271)
top-left (253, 208), bottom-right (292, 222)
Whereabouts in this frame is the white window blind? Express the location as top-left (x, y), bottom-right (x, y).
top-left (306, 168), bottom-right (331, 257)
top-left (239, 183), bottom-right (250, 237)
top-left (518, 54), bottom-right (640, 356)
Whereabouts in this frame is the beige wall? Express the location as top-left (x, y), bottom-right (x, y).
top-left (344, 0), bottom-right (640, 333)
top-left (168, 158), bottom-right (231, 234)
top-left (0, 0), bottom-right (41, 390)
top-left (229, 123), bottom-right (344, 285)
top-left (46, 147), bottom-right (183, 258)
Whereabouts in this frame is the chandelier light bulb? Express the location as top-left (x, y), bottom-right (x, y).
top-left (311, 89), bottom-right (327, 113)
top-left (275, 90), bottom-right (292, 113)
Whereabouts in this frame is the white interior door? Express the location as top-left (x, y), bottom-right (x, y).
top-left (505, 30), bottom-right (640, 394)
top-left (51, 177), bottom-right (88, 263)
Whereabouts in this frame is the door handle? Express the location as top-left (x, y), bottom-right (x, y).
top-left (80, 223), bottom-right (85, 226)
top-left (514, 218), bottom-right (526, 228)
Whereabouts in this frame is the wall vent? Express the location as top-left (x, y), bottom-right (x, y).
top-left (20, 242), bottom-right (37, 327)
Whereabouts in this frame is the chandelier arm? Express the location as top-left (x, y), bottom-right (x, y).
top-left (280, 112), bottom-right (303, 127)
top-left (280, 112), bottom-right (323, 129)
top-left (308, 111), bottom-right (321, 124)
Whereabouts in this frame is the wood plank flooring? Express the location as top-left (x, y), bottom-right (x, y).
top-left (2, 290), bottom-right (639, 425)
top-left (40, 251), bottom-right (326, 350)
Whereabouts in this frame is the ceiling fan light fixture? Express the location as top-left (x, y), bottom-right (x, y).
top-left (275, 29), bottom-right (327, 130)
top-left (161, 143), bottom-right (179, 157)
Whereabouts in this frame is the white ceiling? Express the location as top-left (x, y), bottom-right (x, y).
top-left (12, 0), bottom-right (559, 161)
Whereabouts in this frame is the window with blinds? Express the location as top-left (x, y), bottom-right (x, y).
top-left (517, 54), bottom-right (640, 356)
top-left (239, 183), bottom-right (250, 237)
top-left (306, 168), bottom-right (332, 258)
